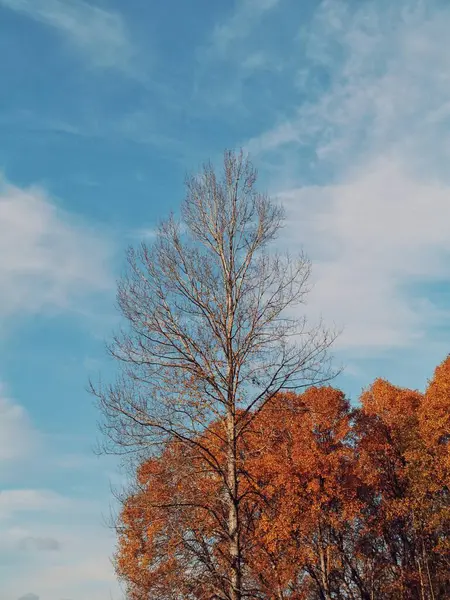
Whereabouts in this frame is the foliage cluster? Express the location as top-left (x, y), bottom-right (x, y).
top-left (116, 357), bottom-right (450, 600)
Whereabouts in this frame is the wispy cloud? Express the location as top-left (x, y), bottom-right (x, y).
top-left (0, 389), bottom-right (120, 599)
top-left (0, 386), bottom-right (39, 463)
top-left (192, 0), bottom-right (282, 111)
top-left (0, 172), bottom-right (118, 597)
top-left (0, 489), bottom-right (119, 599)
top-left (0, 0), bottom-right (134, 71)
top-left (0, 489), bottom-right (72, 518)
top-left (280, 157), bottom-right (450, 351)
top-left (248, 0), bottom-right (450, 165)
top-left (0, 176), bottom-right (114, 324)
top-left (246, 0), bottom-right (450, 355)
top-left (211, 0), bottom-right (281, 57)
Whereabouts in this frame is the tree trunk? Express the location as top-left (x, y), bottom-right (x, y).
top-left (423, 539), bottom-right (435, 600)
top-left (227, 410), bottom-right (241, 600)
top-left (416, 555), bottom-right (426, 600)
top-left (318, 525), bottom-right (332, 600)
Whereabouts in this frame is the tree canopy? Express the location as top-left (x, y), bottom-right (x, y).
top-left (115, 357), bottom-right (450, 600)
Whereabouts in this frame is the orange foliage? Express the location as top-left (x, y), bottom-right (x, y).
top-left (116, 359), bottom-right (450, 599)
top-left (354, 375), bottom-right (449, 598)
top-left (245, 388), bottom-right (358, 599)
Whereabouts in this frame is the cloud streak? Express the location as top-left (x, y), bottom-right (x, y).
top-left (0, 489), bottom-right (74, 518)
top-left (210, 0), bottom-right (281, 57)
top-left (0, 0), bottom-right (134, 70)
top-left (249, 0), bottom-right (450, 165)
top-left (246, 0), bottom-right (450, 354)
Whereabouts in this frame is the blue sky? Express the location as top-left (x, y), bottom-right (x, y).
top-left (1, 0), bottom-right (450, 598)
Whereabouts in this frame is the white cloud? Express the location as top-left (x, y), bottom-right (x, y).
top-left (0, 384), bottom-right (118, 598)
top-left (0, 177), bottom-right (113, 323)
top-left (0, 489), bottom-right (72, 519)
top-left (280, 157), bottom-right (450, 350)
top-left (28, 552), bottom-right (118, 589)
top-left (0, 386), bottom-right (119, 597)
top-left (310, 0), bottom-right (450, 169)
top-left (0, 384), bottom-right (119, 599)
top-left (246, 0), bottom-right (450, 353)
top-left (248, 0), bottom-right (450, 162)
top-left (0, 495), bottom-right (120, 600)
top-left (0, 0), bottom-right (134, 70)
top-left (0, 387), bottom-right (39, 462)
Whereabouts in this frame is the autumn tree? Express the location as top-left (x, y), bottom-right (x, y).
top-left (353, 372), bottom-right (449, 599)
top-left (417, 357), bottom-right (450, 597)
top-left (247, 372), bottom-right (449, 600)
top-left (115, 388), bottom-right (355, 600)
top-left (115, 358), bottom-right (450, 600)
top-left (93, 150), bottom-right (336, 600)
top-left (116, 437), bottom-right (225, 599)
top-left (245, 387), bottom-right (359, 600)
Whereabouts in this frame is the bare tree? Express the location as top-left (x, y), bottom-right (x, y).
top-left (92, 150), bottom-right (338, 600)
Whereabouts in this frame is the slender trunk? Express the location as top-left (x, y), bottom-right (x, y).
top-left (417, 555), bottom-right (426, 600)
top-left (370, 559), bottom-right (375, 600)
top-left (318, 525), bottom-right (332, 600)
top-left (224, 222), bottom-right (241, 600)
top-left (422, 539), bottom-right (435, 600)
top-left (227, 409), bottom-right (241, 600)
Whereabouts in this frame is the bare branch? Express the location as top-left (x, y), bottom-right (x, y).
top-left (94, 149), bottom-right (338, 600)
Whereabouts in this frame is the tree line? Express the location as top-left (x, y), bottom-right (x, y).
top-left (92, 151), bottom-right (449, 599)
top-left (115, 364), bottom-right (450, 599)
